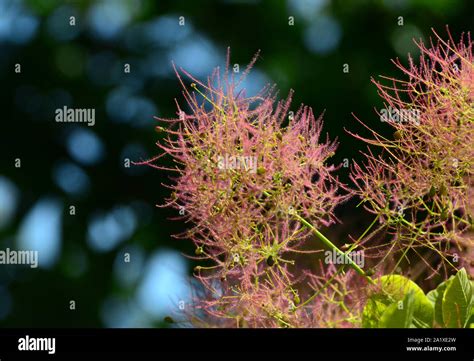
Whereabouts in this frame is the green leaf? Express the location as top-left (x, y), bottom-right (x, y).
top-left (442, 268), bottom-right (473, 328)
top-left (427, 276), bottom-right (454, 327)
top-left (362, 274), bottom-right (434, 328)
top-left (362, 297), bottom-right (388, 328)
top-left (379, 274), bottom-right (434, 328)
top-left (379, 291), bottom-right (415, 328)
top-left (469, 294), bottom-right (474, 326)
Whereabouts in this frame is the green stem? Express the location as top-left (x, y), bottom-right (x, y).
top-left (297, 267), bottom-right (344, 309)
top-left (353, 213), bottom-right (380, 249)
top-left (292, 211), bottom-right (375, 285)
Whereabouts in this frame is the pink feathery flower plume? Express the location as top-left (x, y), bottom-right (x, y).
top-left (141, 50), bottom-right (352, 327)
top-left (349, 28), bottom-right (473, 278)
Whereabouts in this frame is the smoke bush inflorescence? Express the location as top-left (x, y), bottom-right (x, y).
top-left (350, 29), bottom-right (473, 278)
top-left (143, 29), bottom-right (473, 328)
